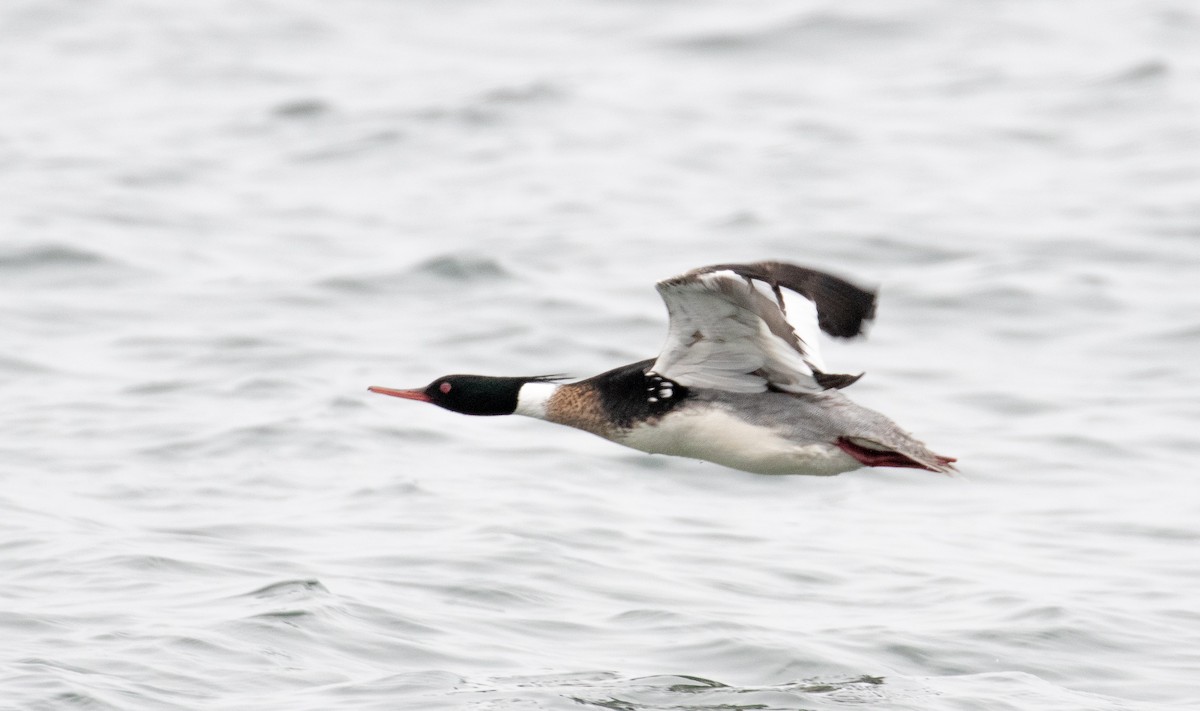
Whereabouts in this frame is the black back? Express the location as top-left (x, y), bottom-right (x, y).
top-left (578, 359), bottom-right (689, 429)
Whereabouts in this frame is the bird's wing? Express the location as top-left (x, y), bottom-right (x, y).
top-left (649, 262), bottom-right (877, 393)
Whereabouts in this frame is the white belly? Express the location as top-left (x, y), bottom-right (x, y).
top-left (614, 407), bottom-right (860, 476)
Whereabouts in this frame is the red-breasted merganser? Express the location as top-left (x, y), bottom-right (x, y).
top-left (369, 261), bottom-right (955, 475)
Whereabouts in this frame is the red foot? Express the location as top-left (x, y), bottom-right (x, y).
top-left (835, 437), bottom-right (957, 472)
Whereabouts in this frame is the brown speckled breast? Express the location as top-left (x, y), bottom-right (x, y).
top-left (545, 382), bottom-right (617, 438)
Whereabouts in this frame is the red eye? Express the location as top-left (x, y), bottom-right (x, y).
top-left (439, 382), bottom-right (452, 394)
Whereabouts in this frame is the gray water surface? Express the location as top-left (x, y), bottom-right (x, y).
top-left (3, 1), bottom-right (1199, 709)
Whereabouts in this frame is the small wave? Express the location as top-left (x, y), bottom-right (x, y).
top-left (482, 81), bottom-right (563, 106)
top-left (472, 670), bottom-right (1144, 711)
top-left (289, 128), bottom-right (404, 162)
top-left (87, 553), bottom-right (217, 576)
top-left (664, 11), bottom-right (913, 55)
top-left (0, 243), bottom-right (140, 291)
top-left (137, 418), bottom-right (355, 462)
top-left (0, 354), bottom-right (54, 374)
top-left (477, 672), bottom-right (893, 711)
top-left (247, 609), bottom-right (315, 621)
top-left (272, 97), bottom-right (334, 119)
top-left (246, 579), bottom-right (330, 599)
top-left (954, 390), bottom-right (1059, 416)
top-left (410, 254), bottom-right (510, 281)
top-left (122, 379), bottom-right (197, 396)
top-left (318, 254), bottom-right (511, 294)
top-left (0, 244), bottom-right (117, 271)
top-left (1098, 60), bottom-right (1170, 86)
top-left (628, 674), bottom-right (730, 692)
top-left (409, 81), bottom-right (564, 128)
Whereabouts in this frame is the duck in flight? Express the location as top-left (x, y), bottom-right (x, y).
top-left (370, 261), bottom-right (955, 475)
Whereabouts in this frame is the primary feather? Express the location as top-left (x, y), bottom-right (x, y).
top-left (649, 261), bottom-right (876, 394)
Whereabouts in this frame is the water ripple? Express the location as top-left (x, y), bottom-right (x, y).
top-left (3, 1), bottom-right (1198, 710)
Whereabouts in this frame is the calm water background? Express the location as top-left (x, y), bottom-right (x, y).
top-left (3, 1), bottom-right (1199, 709)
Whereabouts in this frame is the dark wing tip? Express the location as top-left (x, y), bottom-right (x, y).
top-left (812, 371), bottom-right (864, 389)
top-left (694, 261), bottom-right (877, 339)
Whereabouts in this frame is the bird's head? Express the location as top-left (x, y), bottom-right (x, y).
top-left (369, 374), bottom-right (562, 416)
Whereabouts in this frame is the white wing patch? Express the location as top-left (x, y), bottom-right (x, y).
top-left (779, 288), bottom-right (826, 372)
top-left (650, 269), bottom-right (825, 394)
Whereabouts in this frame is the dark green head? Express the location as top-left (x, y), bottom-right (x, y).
top-left (369, 374), bottom-right (560, 416)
